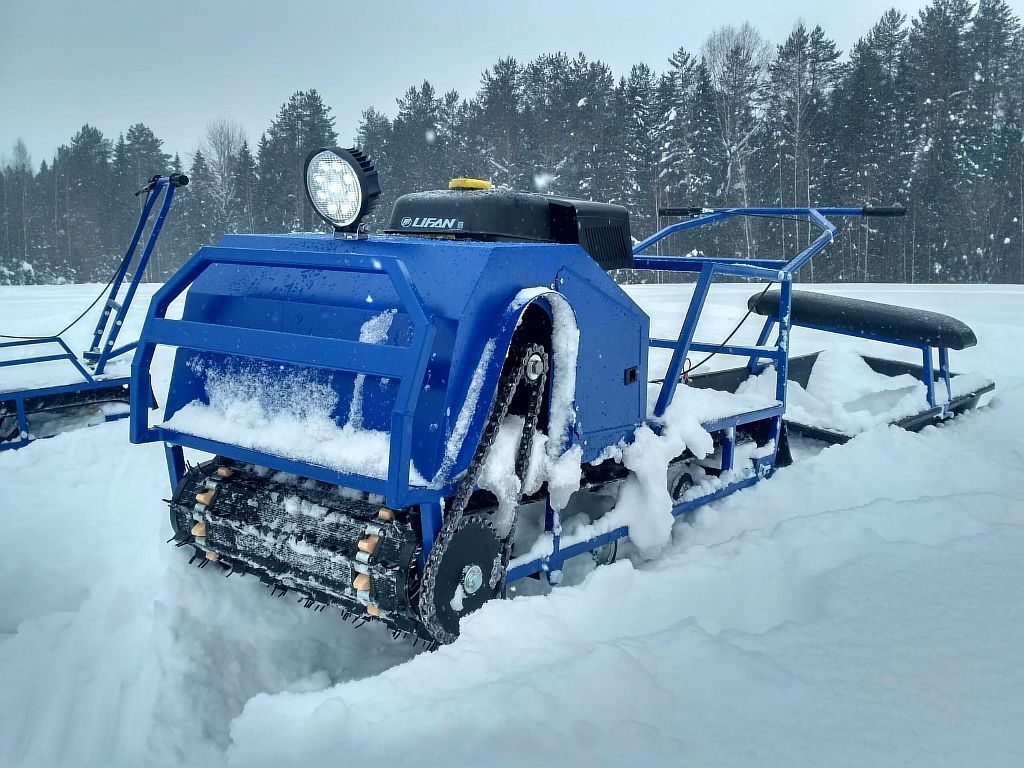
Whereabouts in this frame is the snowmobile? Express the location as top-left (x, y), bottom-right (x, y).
top-left (130, 148), bottom-right (993, 645)
top-left (0, 174), bottom-right (186, 450)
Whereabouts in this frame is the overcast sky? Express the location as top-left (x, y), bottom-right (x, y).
top-left (3, 0), bottom-right (1023, 165)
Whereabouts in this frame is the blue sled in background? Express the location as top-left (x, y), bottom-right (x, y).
top-left (1, 174), bottom-right (187, 451)
top-left (129, 149), bottom-right (993, 645)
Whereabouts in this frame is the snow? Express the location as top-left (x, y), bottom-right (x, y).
top-left (0, 283), bottom-right (160, 393)
top-left (347, 309), bottom-right (396, 430)
top-left (163, 357), bottom-right (428, 486)
top-left (738, 348), bottom-right (927, 435)
top-left (2, 282), bottom-right (1024, 767)
top-left (161, 307), bottom-right (429, 485)
top-left (434, 338), bottom-right (496, 485)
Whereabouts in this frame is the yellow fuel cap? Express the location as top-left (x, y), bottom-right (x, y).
top-left (449, 177), bottom-right (492, 190)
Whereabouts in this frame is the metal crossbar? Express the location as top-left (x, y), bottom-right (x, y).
top-left (130, 246), bottom-right (436, 507)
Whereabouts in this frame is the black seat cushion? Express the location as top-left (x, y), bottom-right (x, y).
top-left (748, 289), bottom-right (977, 350)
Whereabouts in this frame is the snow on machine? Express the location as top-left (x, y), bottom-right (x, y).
top-left (1, 174), bottom-right (187, 450)
top-left (130, 148), bottom-right (994, 644)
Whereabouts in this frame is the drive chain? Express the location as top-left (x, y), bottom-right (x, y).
top-left (417, 342), bottom-right (549, 644)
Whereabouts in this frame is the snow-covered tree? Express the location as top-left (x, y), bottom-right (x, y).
top-left (702, 24), bottom-right (771, 257)
top-left (760, 23), bottom-right (843, 274)
top-left (257, 90), bottom-right (338, 232)
top-left (202, 119), bottom-right (246, 236)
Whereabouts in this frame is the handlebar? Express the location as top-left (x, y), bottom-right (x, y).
top-left (658, 207), bottom-right (706, 217)
top-left (134, 173), bottom-right (190, 197)
top-left (861, 206), bottom-right (905, 217)
top-left (658, 205), bottom-right (907, 218)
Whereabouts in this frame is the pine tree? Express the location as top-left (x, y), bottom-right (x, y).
top-left (356, 107), bottom-right (395, 229)
top-left (619, 63), bottom-right (659, 238)
top-left (389, 81), bottom-right (446, 197)
top-left (963, 0), bottom-right (1022, 281)
top-left (702, 24), bottom-right (771, 258)
top-left (655, 48), bottom-right (699, 216)
top-left (110, 123), bottom-right (172, 276)
top-left (832, 10), bottom-right (913, 281)
top-left (472, 57), bottom-right (528, 188)
top-left (0, 141), bottom-right (35, 283)
top-left (230, 140), bottom-right (259, 234)
top-left (760, 23), bottom-right (843, 271)
top-left (905, 0), bottom-right (974, 282)
top-left (437, 90), bottom-right (472, 183)
top-left (59, 125), bottom-right (114, 280)
top-left (178, 149), bottom-right (215, 266)
top-left (560, 54), bottom-right (618, 201)
top-left (523, 52), bottom-right (575, 194)
top-left (257, 90), bottom-right (338, 232)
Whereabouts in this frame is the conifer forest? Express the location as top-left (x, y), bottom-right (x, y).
top-left (1, 0), bottom-right (1021, 286)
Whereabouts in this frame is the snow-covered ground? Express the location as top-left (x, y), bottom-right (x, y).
top-left (1, 282), bottom-right (1023, 768)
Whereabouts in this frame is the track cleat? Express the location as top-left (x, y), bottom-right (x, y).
top-left (357, 535), bottom-right (380, 555)
top-left (191, 521), bottom-right (207, 537)
top-left (205, 550), bottom-right (220, 561)
top-left (353, 573), bottom-right (371, 592)
top-left (195, 489), bottom-right (215, 506)
top-left (377, 507), bottom-right (395, 522)
top-left (215, 466), bottom-right (234, 478)
top-left (367, 604), bottom-right (383, 618)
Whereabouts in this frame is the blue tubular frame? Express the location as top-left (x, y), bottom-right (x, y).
top-left (509, 207), bottom-right (863, 584)
top-left (85, 178), bottom-right (180, 373)
top-left (751, 313), bottom-right (957, 411)
top-left (130, 247), bottom-right (437, 509)
top-left (636, 207), bottom-right (846, 421)
top-left (142, 205), bottom-right (957, 594)
top-left (1, 177), bottom-right (179, 452)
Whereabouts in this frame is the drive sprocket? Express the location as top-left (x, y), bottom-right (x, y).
top-left (426, 515), bottom-right (504, 638)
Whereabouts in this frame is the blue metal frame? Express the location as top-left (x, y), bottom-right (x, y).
top-left (131, 246), bottom-right (437, 509)
top-left (750, 316), bottom-right (956, 412)
top-left (512, 207), bottom-right (864, 583)
top-left (142, 205), bottom-right (973, 592)
top-left (1, 177), bottom-right (180, 451)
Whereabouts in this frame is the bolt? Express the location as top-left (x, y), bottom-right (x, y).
top-left (525, 353), bottom-right (545, 382)
top-left (461, 564), bottom-right (484, 595)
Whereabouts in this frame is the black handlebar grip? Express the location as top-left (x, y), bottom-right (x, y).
top-left (861, 206), bottom-right (906, 217)
top-left (169, 173), bottom-right (189, 187)
top-left (658, 207), bottom-right (705, 217)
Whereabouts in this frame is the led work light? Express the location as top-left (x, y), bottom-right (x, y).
top-left (303, 147), bottom-right (380, 235)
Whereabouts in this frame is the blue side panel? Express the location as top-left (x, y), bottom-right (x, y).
top-left (144, 232), bottom-right (648, 496)
top-left (554, 261), bottom-right (649, 458)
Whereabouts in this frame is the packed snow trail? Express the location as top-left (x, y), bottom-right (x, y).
top-left (1, 284), bottom-right (1023, 767)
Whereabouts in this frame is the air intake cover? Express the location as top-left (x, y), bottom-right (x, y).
top-left (386, 188), bottom-right (633, 271)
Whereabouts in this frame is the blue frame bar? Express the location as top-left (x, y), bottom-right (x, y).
top-left (507, 465), bottom-right (767, 583)
top-left (650, 338), bottom-right (784, 361)
top-left (938, 347), bottom-right (952, 405)
top-left (1, 179), bottom-right (179, 452)
top-left (501, 207), bottom-right (845, 583)
top-left (631, 207), bottom-right (857, 262)
top-left (130, 246), bottom-right (437, 509)
top-left (653, 262), bottom-right (715, 417)
top-left (86, 179), bottom-right (178, 374)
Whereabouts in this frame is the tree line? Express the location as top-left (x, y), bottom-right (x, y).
top-left (1, 0), bottom-right (1021, 286)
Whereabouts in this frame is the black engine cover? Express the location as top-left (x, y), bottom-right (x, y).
top-left (385, 188), bottom-right (633, 271)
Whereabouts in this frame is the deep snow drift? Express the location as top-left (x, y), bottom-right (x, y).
top-left (1, 282), bottom-right (1023, 768)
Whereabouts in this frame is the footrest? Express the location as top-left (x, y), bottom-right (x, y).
top-left (749, 290), bottom-right (978, 350)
